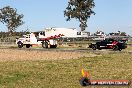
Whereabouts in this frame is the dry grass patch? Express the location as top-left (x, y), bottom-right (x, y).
top-left (0, 49), bottom-right (99, 62)
top-left (125, 45), bottom-right (132, 51)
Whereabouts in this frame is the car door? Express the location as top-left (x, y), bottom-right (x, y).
top-left (106, 39), bottom-right (114, 48)
top-left (107, 39), bottom-right (114, 45)
top-left (99, 40), bottom-right (107, 48)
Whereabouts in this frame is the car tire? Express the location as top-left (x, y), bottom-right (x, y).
top-left (113, 45), bottom-right (119, 51)
top-left (118, 48), bottom-right (122, 51)
top-left (97, 45), bottom-right (102, 50)
top-left (18, 41), bottom-right (23, 48)
top-left (92, 45), bottom-right (97, 50)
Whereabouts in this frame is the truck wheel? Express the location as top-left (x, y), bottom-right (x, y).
top-left (54, 45), bottom-right (57, 48)
top-left (42, 41), bottom-right (48, 48)
top-left (45, 42), bottom-right (48, 48)
top-left (50, 45), bottom-right (57, 48)
top-left (113, 45), bottom-right (119, 51)
top-left (18, 41), bottom-right (23, 48)
top-left (91, 45), bottom-right (96, 50)
top-left (26, 44), bottom-right (30, 48)
top-left (50, 45), bottom-right (53, 48)
top-left (42, 41), bottom-right (45, 48)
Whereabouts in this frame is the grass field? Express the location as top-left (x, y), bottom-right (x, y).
top-left (0, 48), bottom-right (131, 88)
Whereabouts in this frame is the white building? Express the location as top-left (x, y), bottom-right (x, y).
top-left (43, 27), bottom-right (89, 38)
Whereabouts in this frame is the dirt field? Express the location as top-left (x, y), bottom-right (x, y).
top-left (0, 48), bottom-right (99, 62)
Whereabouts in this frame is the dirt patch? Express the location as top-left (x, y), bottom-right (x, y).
top-left (0, 49), bottom-right (99, 61)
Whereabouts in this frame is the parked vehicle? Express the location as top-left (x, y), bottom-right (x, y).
top-left (16, 32), bottom-right (64, 48)
top-left (89, 38), bottom-right (127, 51)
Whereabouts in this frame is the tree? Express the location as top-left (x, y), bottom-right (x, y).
top-left (0, 6), bottom-right (24, 34)
top-left (64, 0), bottom-right (95, 31)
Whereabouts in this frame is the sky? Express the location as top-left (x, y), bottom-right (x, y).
top-left (0, 0), bottom-right (132, 35)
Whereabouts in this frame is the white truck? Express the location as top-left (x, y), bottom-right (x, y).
top-left (16, 31), bottom-right (64, 48)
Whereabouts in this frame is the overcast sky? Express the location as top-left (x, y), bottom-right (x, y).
top-left (0, 0), bottom-right (132, 35)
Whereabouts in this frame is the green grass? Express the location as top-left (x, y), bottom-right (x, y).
top-left (0, 52), bottom-right (131, 88)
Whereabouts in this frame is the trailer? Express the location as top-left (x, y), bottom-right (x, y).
top-left (16, 31), bottom-right (64, 48)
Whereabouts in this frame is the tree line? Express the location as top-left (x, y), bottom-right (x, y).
top-left (0, 31), bottom-right (29, 43)
top-left (0, 31), bottom-right (28, 38)
top-left (0, 6), bottom-right (24, 35)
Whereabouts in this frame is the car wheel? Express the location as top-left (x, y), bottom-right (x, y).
top-left (113, 45), bottom-right (119, 51)
top-left (118, 48), bottom-right (122, 51)
top-left (92, 45), bottom-right (96, 50)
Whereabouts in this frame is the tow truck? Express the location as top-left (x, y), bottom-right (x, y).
top-left (89, 38), bottom-right (127, 51)
top-left (16, 31), bottom-right (64, 48)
